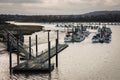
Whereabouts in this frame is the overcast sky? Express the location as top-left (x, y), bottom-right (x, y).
top-left (0, 0), bottom-right (120, 15)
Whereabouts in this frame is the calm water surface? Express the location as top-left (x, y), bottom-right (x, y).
top-left (0, 23), bottom-right (120, 80)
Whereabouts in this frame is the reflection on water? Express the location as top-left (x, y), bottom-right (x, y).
top-left (11, 68), bottom-right (61, 80)
top-left (0, 23), bottom-right (120, 80)
top-left (12, 73), bottom-right (51, 80)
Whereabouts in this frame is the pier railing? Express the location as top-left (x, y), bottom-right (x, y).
top-left (2, 29), bottom-right (34, 59)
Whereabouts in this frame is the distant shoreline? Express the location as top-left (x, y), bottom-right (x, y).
top-left (0, 11), bottom-right (120, 22)
top-left (0, 22), bottom-right (44, 35)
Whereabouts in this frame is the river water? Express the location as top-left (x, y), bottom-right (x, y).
top-left (0, 22), bottom-right (120, 80)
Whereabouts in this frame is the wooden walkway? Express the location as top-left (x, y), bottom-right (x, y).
top-left (2, 29), bottom-right (68, 73)
top-left (13, 44), bottom-right (68, 73)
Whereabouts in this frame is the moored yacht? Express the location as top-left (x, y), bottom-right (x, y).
top-left (64, 33), bottom-right (72, 42)
top-left (92, 26), bottom-right (112, 43)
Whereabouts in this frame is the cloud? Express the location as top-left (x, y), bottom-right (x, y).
top-left (0, 0), bottom-right (42, 3)
top-left (0, 0), bottom-right (119, 15)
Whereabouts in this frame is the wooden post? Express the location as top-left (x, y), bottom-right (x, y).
top-left (48, 30), bottom-right (50, 43)
top-left (9, 42), bottom-right (12, 75)
top-left (57, 30), bottom-right (59, 44)
top-left (48, 41), bottom-right (51, 72)
top-left (17, 39), bottom-right (19, 65)
top-left (47, 30), bottom-right (51, 72)
top-left (29, 36), bottom-right (31, 59)
top-left (7, 33), bottom-right (10, 51)
top-left (56, 30), bottom-right (59, 67)
top-left (36, 35), bottom-right (38, 57)
top-left (56, 39), bottom-right (58, 67)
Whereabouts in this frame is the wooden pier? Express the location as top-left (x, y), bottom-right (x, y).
top-left (2, 29), bottom-right (68, 73)
top-left (12, 44), bottom-right (68, 73)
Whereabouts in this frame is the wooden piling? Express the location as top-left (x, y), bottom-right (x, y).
top-left (56, 30), bottom-right (59, 67)
top-left (7, 33), bottom-right (10, 51)
top-left (56, 39), bottom-right (58, 67)
top-left (29, 36), bottom-right (31, 59)
top-left (9, 42), bottom-right (12, 75)
top-left (17, 39), bottom-right (19, 65)
top-left (57, 30), bottom-right (59, 44)
top-left (47, 30), bottom-right (51, 72)
top-left (48, 41), bottom-right (51, 72)
top-left (36, 35), bottom-right (38, 57)
top-left (48, 30), bottom-right (50, 42)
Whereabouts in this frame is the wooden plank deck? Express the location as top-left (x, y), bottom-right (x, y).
top-left (35, 44), bottom-right (68, 63)
top-left (13, 62), bottom-right (54, 73)
top-left (13, 44), bottom-right (68, 73)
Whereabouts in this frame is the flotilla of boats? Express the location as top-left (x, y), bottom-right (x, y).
top-left (56, 23), bottom-right (99, 30)
top-left (63, 24), bottom-right (90, 42)
top-left (55, 23), bottom-right (112, 43)
top-left (92, 26), bottom-right (112, 43)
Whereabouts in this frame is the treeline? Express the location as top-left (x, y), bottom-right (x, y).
top-left (0, 12), bottom-right (120, 22)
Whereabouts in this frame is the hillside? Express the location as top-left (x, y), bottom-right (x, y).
top-left (83, 11), bottom-right (120, 16)
top-left (0, 10), bottom-right (120, 22)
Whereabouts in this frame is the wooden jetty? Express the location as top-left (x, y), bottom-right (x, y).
top-left (12, 44), bottom-right (68, 73)
top-left (2, 29), bottom-right (68, 73)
